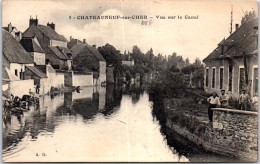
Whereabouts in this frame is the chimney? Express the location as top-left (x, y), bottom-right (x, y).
top-left (83, 39), bottom-right (86, 44)
top-left (92, 45), bottom-right (96, 48)
top-left (47, 22), bottom-right (55, 30)
top-left (15, 32), bottom-right (22, 41)
top-left (8, 23), bottom-right (12, 33)
top-left (70, 36), bottom-right (72, 41)
top-left (29, 16), bottom-right (38, 26)
top-left (235, 24), bottom-right (239, 31)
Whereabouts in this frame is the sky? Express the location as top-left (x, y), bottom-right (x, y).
top-left (2, 0), bottom-right (258, 62)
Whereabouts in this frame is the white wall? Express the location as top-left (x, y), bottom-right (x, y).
top-left (39, 78), bottom-right (51, 95)
top-left (97, 61), bottom-right (106, 85)
top-left (2, 84), bottom-right (9, 91)
top-left (45, 65), bottom-right (65, 89)
top-left (122, 60), bottom-right (134, 67)
top-left (10, 79), bottom-right (34, 97)
top-left (50, 40), bottom-right (67, 47)
top-left (55, 72), bottom-right (65, 88)
top-left (9, 63), bottom-right (25, 80)
top-left (9, 63), bottom-right (34, 80)
top-left (32, 52), bottom-right (45, 65)
top-left (46, 65), bottom-right (56, 87)
top-left (67, 60), bottom-right (72, 71)
top-left (73, 73), bottom-right (93, 86)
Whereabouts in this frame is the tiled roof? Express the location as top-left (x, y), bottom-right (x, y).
top-left (36, 65), bottom-right (56, 74)
top-left (2, 30), bottom-right (33, 64)
top-left (26, 66), bottom-right (47, 78)
top-left (57, 46), bottom-right (72, 55)
top-left (203, 18), bottom-right (258, 62)
top-left (38, 25), bottom-right (67, 42)
top-left (68, 38), bottom-right (83, 49)
top-left (2, 66), bottom-right (10, 81)
top-left (47, 46), bottom-right (69, 60)
top-left (23, 24), bottom-right (67, 42)
top-left (2, 26), bottom-right (16, 32)
top-left (70, 43), bottom-right (105, 61)
top-left (70, 43), bottom-right (89, 58)
top-left (20, 38), bottom-right (45, 53)
top-left (85, 45), bottom-right (105, 61)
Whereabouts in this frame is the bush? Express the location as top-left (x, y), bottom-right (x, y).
top-left (150, 70), bottom-right (187, 99)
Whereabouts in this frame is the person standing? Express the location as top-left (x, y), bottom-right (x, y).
top-left (207, 92), bottom-right (221, 122)
top-left (239, 90), bottom-right (249, 110)
top-left (219, 89), bottom-right (229, 108)
top-left (252, 93), bottom-right (258, 111)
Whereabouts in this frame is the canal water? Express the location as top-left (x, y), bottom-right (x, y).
top-left (2, 84), bottom-right (235, 162)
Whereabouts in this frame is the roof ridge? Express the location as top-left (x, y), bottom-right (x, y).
top-left (203, 18), bottom-right (258, 62)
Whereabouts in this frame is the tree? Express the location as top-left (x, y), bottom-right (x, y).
top-left (98, 43), bottom-right (121, 66)
top-left (132, 45), bottom-right (144, 64)
top-left (241, 10), bottom-right (256, 25)
top-left (194, 58), bottom-right (202, 67)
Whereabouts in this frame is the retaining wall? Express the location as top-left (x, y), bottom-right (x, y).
top-left (166, 108), bottom-right (258, 161)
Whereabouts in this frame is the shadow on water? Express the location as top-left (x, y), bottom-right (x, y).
top-left (3, 84), bottom-right (137, 152)
top-left (2, 81), bottom-right (238, 162)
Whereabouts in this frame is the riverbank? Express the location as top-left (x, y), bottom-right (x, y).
top-left (150, 90), bottom-right (258, 162)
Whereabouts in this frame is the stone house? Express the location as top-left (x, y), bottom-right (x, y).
top-left (70, 40), bottom-right (106, 85)
top-left (20, 37), bottom-right (46, 65)
top-left (22, 17), bottom-right (71, 70)
top-left (20, 36), bottom-right (66, 92)
top-left (3, 23), bottom-right (22, 41)
top-left (2, 29), bottom-right (35, 97)
top-left (45, 46), bottom-right (72, 70)
top-left (203, 18), bottom-right (258, 98)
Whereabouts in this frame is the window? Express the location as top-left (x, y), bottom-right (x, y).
top-left (20, 69), bottom-right (23, 80)
top-left (253, 67), bottom-right (258, 95)
top-left (220, 67), bottom-right (224, 89)
top-left (15, 69), bottom-right (18, 76)
top-left (239, 67), bottom-right (245, 94)
top-left (228, 65), bottom-right (233, 91)
top-left (212, 68), bottom-right (216, 88)
top-left (46, 59), bottom-right (50, 65)
top-left (205, 68), bottom-right (209, 87)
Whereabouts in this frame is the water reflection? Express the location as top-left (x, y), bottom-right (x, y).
top-left (2, 83), bottom-right (188, 162)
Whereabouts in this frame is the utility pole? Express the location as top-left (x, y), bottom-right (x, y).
top-left (230, 5), bottom-right (233, 35)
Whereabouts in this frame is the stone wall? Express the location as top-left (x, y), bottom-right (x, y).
top-left (212, 108), bottom-right (258, 160)
top-left (166, 108), bottom-right (258, 161)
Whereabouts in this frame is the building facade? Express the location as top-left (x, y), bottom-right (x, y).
top-left (23, 17), bottom-right (71, 70)
top-left (203, 18), bottom-right (258, 98)
top-left (70, 40), bottom-right (106, 86)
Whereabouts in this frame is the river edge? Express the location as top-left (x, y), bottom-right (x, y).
top-left (151, 95), bottom-right (258, 162)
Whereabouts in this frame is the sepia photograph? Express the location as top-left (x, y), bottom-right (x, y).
top-left (1, 0), bottom-right (258, 162)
